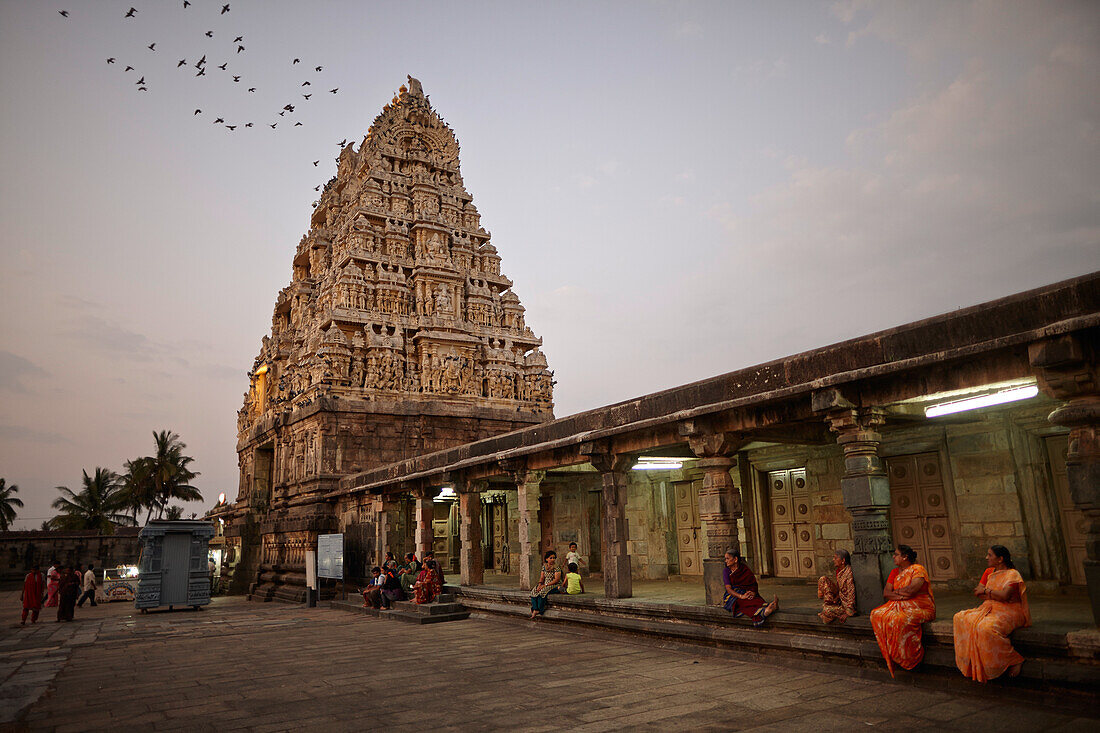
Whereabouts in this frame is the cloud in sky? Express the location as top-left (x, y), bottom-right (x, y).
top-left (0, 351), bottom-right (47, 393)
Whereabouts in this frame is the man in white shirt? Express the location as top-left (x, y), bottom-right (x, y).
top-left (76, 563), bottom-right (98, 607)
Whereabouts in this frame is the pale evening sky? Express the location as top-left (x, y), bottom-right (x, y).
top-left (1, 1), bottom-right (1097, 529)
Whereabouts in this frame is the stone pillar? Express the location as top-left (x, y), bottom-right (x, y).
top-left (500, 461), bottom-right (546, 591)
top-left (412, 487), bottom-right (438, 560)
top-left (684, 427), bottom-right (747, 605)
top-left (815, 389), bottom-right (892, 615)
top-left (457, 480), bottom-right (485, 586)
top-left (584, 446), bottom-right (634, 599)
top-left (372, 495), bottom-right (399, 566)
top-left (1030, 334), bottom-right (1100, 625)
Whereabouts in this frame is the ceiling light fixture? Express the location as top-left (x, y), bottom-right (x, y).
top-left (925, 385), bottom-right (1039, 418)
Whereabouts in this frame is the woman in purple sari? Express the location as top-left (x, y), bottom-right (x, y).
top-left (723, 552), bottom-right (778, 627)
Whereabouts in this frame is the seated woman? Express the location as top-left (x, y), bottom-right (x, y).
top-left (870, 544), bottom-right (936, 677)
top-left (398, 552), bottom-right (421, 596)
top-left (413, 560), bottom-right (443, 604)
top-left (529, 551), bottom-right (563, 619)
top-left (722, 551), bottom-right (778, 627)
top-left (817, 549), bottom-right (856, 624)
top-left (953, 545), bottom-right (1030, 681)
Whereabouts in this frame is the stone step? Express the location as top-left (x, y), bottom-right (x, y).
top-left (381, 609), bottom-right (470, 625)
top-left (391, 600), bottom-right (465, 615)
top-left (329, 598), bottom-right (469, 624)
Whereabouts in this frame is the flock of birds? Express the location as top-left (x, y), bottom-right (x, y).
top-left (56, 3), bottom-right (346, 142)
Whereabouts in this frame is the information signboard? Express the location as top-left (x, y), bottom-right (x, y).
top-left (317, 533), bottom-right (344, 580)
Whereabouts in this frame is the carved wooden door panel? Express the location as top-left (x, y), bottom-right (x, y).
top-left (1047, 435), bottom-right (1087, 585)
top-left (769, 469), bottom-right (813, 577)
top-left (432, 501), bottom-right (451, 570)
top-left (887, 452), bottom-right (957, 581)
top-left (674, 480), bottom-right (702, 575)
top-left (493, 503), bottom-right (508, 571)
top-left (538, 495), bottom-right (554, 556)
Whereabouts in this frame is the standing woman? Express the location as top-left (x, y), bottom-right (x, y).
top-left (870, 545), bottom-right (936, 677)
top-left (56, 567), bottom-right (80, 622)
top-left (45, 559), bottom-right (60, 608)
top-left (529, 551), bottom-right (563, 619)
top-left (953, 545), bottom-right (1030, 681)
top-left (20, 564), bottom-right (46, 625)
top-left (722, 552), bottom-right (778, 627)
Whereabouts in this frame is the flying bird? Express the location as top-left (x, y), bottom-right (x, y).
top-left (234, 36), bottom-right (243, 42)
top-left (194, 109), bottom-right (202, 115)
top-left (315, 66), bottom-right (322, 72)
top-left (248, 87), bottom-right (256, 92)
top-left (125, 8), bottom-right (136, 18)
top-left (221, 4), bottom-right (230, 14)
top-left (125, 65), bottom-right (134, 72)
top-left (279, 111), bottom-right (285, 116)
top-left (245, 122), bottom-right (253, 127)
top-left (270, 123), bottom-right (277, 129)
top-left (184, 1), bottom-right (190, 7)
top-left (292, 58), bottom-right (300, 65)
top-left (312, 161), bottom-right (318, 166)
top-left (233, 76), bottom-right (240, 82)
top-left (59, 11), bottom-right (69, 18)
top-left (237, 45), bottom-right (245, 53)
top-left (206, 31), bottom-right (213, 38)
top-left (147, 43), bottom-right (156, 51)
top-left (177, 59), bottom-right (186, 67)
top-left (136, 76), bottom-right (145, 85)
top-left (226, 125), bottom-right (237, 131)
top-left (196, 55), bottom-right (206, 67)
top-left (218, 63), bottom-right (227, 70)
top-left (106, 58), bottom-right (115, 64)
top-left (214, 117), bottom-right (224, 124)
top-left (294, 122), bottom-right (302, 126)
top-left (314, 186), bottom-right (320, 191)
top-left (302, 81), bottom-right (310, 87)
top-left (329, 88), bottom-right (338, 94)
top-left (138, 86), bottom-right (147, 91)
top-left (303, 94), bottom-right (311, 100)
top-left (196, 67), bottom-right (206, 76)
top-left (283, 104), bottom-right (294, 111)
top-left (339, 138), bottom-right (347, 146)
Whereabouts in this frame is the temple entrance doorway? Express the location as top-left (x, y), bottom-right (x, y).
top-left (482, 498), bottom-right (509, 571)
top-left (673, 479), bottom-right (703, 576)
top-left (586, 490), bottom-right (602, 574)
top-left (538, 495), bottom-right (554, 557)
top-left (432, 501), bottom-right (454, 572)
top-left (1046, 434), bottom-right (1087, 585)
top-left (253, 444), bottom-right (273, 508)
top-left (886, 452), bottom-right (958, 581)
top-left (768, 468), bottom-right (814, 578)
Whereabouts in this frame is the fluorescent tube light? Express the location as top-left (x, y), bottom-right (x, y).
top-left (633, 457), bottom-right (683, 471)
top-left (925, 385), bottom-right (1038, 418)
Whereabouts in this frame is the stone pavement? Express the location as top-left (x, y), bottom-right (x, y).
top-left (2, 590), bottom-right (1097, 732)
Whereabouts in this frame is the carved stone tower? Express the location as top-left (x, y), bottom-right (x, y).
top-left (223, 77), bottom-right (554, 597)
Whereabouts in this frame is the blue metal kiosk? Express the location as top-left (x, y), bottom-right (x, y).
top-left (135, 520), bottom-right (216, 611)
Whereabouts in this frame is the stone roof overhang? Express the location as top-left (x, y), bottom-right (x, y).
top-left (329, 271), bottom-right (1100, 498)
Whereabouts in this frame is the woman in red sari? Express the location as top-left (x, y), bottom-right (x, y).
top-left (722, 552), bottom-right (778, 627)
top-left (21, 564), bottom-right (46, 625)
top-left (45, 559), bottom-right (60, 608)
top-left (413, 559), bottom-right (442, 604)
top-left (870, 544), bottom-right (936, 677)
top-left (953, 545), bottom-right (1030, 681)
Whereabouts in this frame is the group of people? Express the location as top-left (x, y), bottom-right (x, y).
top-left (529, 543), bottom-right (586, 619)
top-left (20, 559), bottom-right (99, 625)
top-left (724, 543), bottom-right (1031, 682)
top-left (361, 550), bottom-right (446, 609)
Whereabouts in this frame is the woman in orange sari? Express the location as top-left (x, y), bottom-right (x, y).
top-left (870, 544), bottom-right (936, 677)
top-left (953, 545), bottom-right (1030, 681)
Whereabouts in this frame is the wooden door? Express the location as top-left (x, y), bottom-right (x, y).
top-left (1047, 435), bottom-right (1087, 585)
top-left (432, 501), bottom-right (451, 569)
top-left (586, 491), bottom-right (602, 573)
top-left (887, 452), bottom-right (957, 581)
top-left (162, 533), bottom-right (192, 605)
top-left (538, 495), bottom-right (554, 556)
top-left (493, 503), bottom-right (509, 570)
top-left (769, 468), bottom-right (814, 577)
top-left (674, 480), bottom-right (702, 575)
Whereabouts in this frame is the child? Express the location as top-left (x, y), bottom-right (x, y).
top-left (565, 542), bottom-right (583, 573)
top-left (565, 562), bottom-right (584, 595)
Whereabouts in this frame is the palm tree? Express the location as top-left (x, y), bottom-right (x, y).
top-left (120, 457), bottom-right (156, 524)
top-left (146, 430), bottom-right (202, 519)
top-left (165, 505), bottom-right (184, 520)
top-left (0, 478), bottom-right (23, 531)
top-left (49, 468), bottom-right (134, 533)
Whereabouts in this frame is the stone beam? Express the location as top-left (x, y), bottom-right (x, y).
top-left (580, 441), bottom-right (634, 599)
top-left (1030, 333), bottom-right (1100, 625)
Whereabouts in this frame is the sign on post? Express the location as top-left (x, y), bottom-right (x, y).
top-left (317, 533), bottom-right (344, 580)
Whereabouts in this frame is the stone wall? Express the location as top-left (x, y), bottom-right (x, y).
top-left (0, 529), bottom-right (142, 585)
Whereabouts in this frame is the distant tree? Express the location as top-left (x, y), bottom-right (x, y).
top-left (40, 519), bottom-right (52, 531)
top-left (120, 456), bottom-right (156, 524)
top-left (0, 478), bottom-right (23, 531)
top-left (49, 468), bottom-right (134, 533)
top-left (165, 505), bottom-right (184, 520)
top-left (146, 430), bottom-right (202, 519)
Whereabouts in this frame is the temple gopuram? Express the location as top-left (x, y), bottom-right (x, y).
top-left (221, 77), bottom-right (553, 599)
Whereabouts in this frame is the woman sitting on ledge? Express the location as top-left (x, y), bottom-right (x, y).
top-left (529, 551), bottom-right (563, 619)
top-left (414, 559), bottom-right (443, 604)
top-left (818, 549), bottom-right (856, 624)
top-left (722, 551), bottom-right (778, 627)
top-left (870, 544), bottom-right (936, 677)
top-left (953, 545), bottom-right (1030, 682)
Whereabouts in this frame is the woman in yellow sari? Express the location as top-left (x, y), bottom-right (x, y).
top-left (870, 544), bottom-right (936, 677)
top-left (953, 545), bottom-right (1030, 681)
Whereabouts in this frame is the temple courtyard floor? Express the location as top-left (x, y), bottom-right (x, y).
top-left (2, 590), bottom-right (1097, 732)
